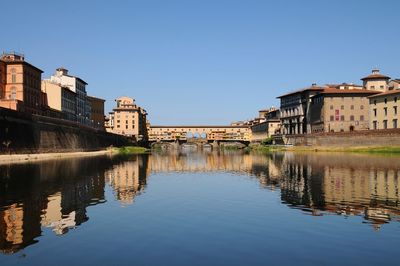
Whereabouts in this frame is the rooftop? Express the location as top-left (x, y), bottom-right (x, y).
top-left (277, 84), bottom-right (326, 98)
top-left (368, 89), bottom-right (400, 98)
top-left (361, 69), bottom-right (390, 80)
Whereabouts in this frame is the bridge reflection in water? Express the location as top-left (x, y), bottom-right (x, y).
top-left (0, 151), bottom-right (399, 253)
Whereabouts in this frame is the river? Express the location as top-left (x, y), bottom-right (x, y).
top-left (0, 150), bottom-right (399, 265)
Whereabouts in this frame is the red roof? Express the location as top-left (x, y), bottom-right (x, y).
top-left (320, 88), bottom-right (380, 95)
top-left (361, 73), bottom-right (390, 80)
top-left (368, 89), bottom-right (400, 98)
top-left (277, 85), bottom-right (326, 98)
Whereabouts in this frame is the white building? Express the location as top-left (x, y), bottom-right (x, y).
top-left (49, 68), bottom-right (89, 125)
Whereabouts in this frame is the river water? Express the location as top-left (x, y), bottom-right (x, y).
top-left (0, 150), bottom-right (399, 265)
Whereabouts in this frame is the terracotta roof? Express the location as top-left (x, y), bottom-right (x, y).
top-left (361, 73), bottom-right (390, 80)
top-left (277, 85), bottom-right (326, 98)
top-left (320, 88), bottom-right (380, 95)
top-left (368, 89), bottom-right (400, 98)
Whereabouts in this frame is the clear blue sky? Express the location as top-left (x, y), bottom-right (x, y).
top-left (2, 0), bottom-right (400, 125)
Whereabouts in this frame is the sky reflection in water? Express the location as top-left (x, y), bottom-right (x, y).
top-left (0, 151), bottom-right (399, 265)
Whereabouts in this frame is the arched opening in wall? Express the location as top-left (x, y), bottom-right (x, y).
top-left (349, 125), bottom-right (354, 131)
top-left (187, 132), bottom-right (193, 138)
top-left (193, 132), bottom-right (200, 139)
top-left (200, 132), bottom-right (207, 139)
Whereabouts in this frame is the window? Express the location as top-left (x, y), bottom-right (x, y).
top-left (380, 85), bottom-right (384, 89)
top-left (330, 115), bottom-right (334, 121)
top-left (373, 121), bottom-right (377, 130)
top-left (373, 109), bottom-right (377, 117)
top-left (132, 125), bottom-right (135, 129)
top-left (360, 105), bottom-right (364, 110)
top-left (116, 120), bottom-right (120, 123)
top-left (374, 100), bottom-right (377, 105)
top-left (330, 105), bottom-right (333, 110)
top-left (341, 105), bottom-right (344, 110)
top-left (394, 106), bottom-right (398, 115)
top-left (384, 98), bottom-right (387, 104)
top-left (394, 119), bottom-right (398, 129)
top-left (395, 97), bottom-right (398, 103)
top-left (371, 86), bottom-right (375, 89)
top-left (341, 115), bottom-right (345, 121)
top-left (350, 115), bottom-right (354, 121)
top-left (126, 125), bottom-right (128, 129)
top-left (384, 107), bottom-right (387, 116)
top-left (117, 125), bottom-right (120, 128)
top-left (383, 120), bottom-right (387, 129)
top-left (350, 105), bottom-right (354, 110)
top-left (360, 115), bottom-right (364, 121)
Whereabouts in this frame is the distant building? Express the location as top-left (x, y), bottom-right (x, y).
top-left (87, 95), bottom-right (105, 130)
top-left (361, 69), bottom-right (390, 92)
top-left (106, 96), bottom-right (148, 140)
top-left (368, 90), bottom-right (399, 129)
top-left (278, 84), bottom-right (325, 135)
top-left (49, 68), bottom-right (89, 125)
top-left (0, 52), bottom-right (45, 115)
top-left (41, 80), bottom-right (76, 121)
top-left (251, 107), bottom-right (281, 142)
top-left (309, 88), bottom-right (379, 133)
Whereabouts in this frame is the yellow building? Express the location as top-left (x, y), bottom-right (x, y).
top-left (106, 96), bottom-right (148, 141)
top-left (369, 90), bottom-right (400, 129)
top-left (310, 88), bottom-right (379, 133)
top-left (41, 80), bottom-right (76, 121)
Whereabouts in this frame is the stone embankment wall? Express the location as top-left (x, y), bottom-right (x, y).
top-left (281, 129), bottom-right (400, 146)
top-left (0, 108), bottom-right (133, 154)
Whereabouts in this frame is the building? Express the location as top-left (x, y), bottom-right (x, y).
top-left (87, 96), bottom-right (105, 130)
top-left (368, 90), bottom-right (400, 129)
top-left (106, 96), bottom-right (148, 140)
top-left (251, 107), bottom-right (281, 142)
top-left (49, 68), bottom-right (89, 125)
top-left (0, 60), bottom-right (5, 100)
top-left (361, 69), bottom-right (390, 92)
top-left (41, 80), bottom-right (76, 121)
top-left (309, 88), bottom-right (379, 133)
top-left (278, 84), bottom-right (325, 135)
top-left (0, 52), bottom-right (45, 114)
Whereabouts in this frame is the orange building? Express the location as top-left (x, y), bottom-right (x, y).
top-left (0, 52), bottom-right (45, 115)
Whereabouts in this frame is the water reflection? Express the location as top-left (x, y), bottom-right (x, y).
top-left (0, 151), bottom-right (399, 254)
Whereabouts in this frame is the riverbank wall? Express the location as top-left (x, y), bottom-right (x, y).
top-left (0, 108), bottom-right (133, 154)
top-left (277, 129), bottom-right (400, 147)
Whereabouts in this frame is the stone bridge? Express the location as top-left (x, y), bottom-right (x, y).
top-left (148, 125), bottom-right (251, 143)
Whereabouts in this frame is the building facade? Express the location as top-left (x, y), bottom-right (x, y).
top-left (41, 80), bottom-right (76, 121)
top-left (369, 90), bottom-right (399, 130)
top-left (278, 84), bottom-right (325, 135)
top-left (0, 53), bottom-right (44, 114)
top-left (106, 96), bottom-right (148, 140)
top-left (87, 96), bottom-right (105, 130)
top-left (309, 88), bottom-right (379, 133)
top-left (49, 68), bottom-right (89, 125)
top-left (251, 107), bottom-right (281, 142)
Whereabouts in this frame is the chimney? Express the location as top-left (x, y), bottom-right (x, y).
top-left (372, 68), bottom-right (380, 74)
top-left (56, 67), bottom-right (68, 76)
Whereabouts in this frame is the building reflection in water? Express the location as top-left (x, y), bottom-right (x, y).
top-left (0, 150), bottom-right (399, 254)
top-left (105, 156), bottom-right (149, 205)
top-left (0, 156), bottom-right (113, 253)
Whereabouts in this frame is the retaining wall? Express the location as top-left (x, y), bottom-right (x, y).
top-left (281, 129), bottom-right (400, 146)
top-left (0, 108), bottom-right (133, 154)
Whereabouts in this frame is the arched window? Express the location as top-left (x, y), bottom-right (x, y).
top-left (11, 68), bottom-right (16, 83)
